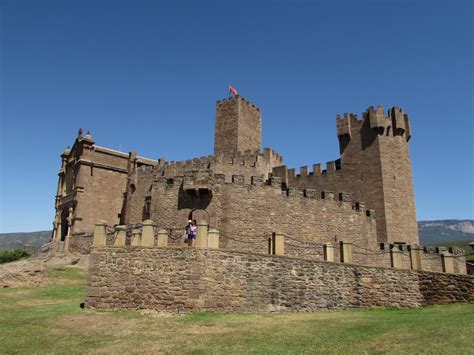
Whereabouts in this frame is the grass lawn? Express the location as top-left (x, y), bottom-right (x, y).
top-left (0, 267), bottom-right (473, 354)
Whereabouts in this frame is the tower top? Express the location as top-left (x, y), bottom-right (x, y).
top-left (214, 96), bottom-right (262, 156)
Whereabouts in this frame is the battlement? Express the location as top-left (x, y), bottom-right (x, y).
top-left (377, 243), bottom-right (467, 261)
top-left (272, 161), bottom-right (342, 184)
top-left (165, 155), bottom-right (215, 170)
top-left (336, 105), bottom-right (411, 142)
top-left (137, 164), bottom-right (156, 173)
top-left (152, 169), bottom-right (376, 220)
top-left (420, 245), bottom-right (466, 257)
top-left (263, 147), bottom-right (284, 165)
top-left (216, 95), bottom-right (261, 112)
top-left (148, 148), bottom-right (283, 178)
top-left (336, 112), bottom-right (356, 137)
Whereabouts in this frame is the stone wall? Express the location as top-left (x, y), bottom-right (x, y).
top-left (68, 232), bottom-right (115, 254)
top-left (124, 173), bottom-right (378, 266)
top-left (85, 247), bottom-right (474, 313)
top-left (272, 106), bottom-right (418, 246)
top-left (74, 165), bottom-right (128, 233)
top-left (418, 271), bottom-right (474, 305)
top-left (161, 148), bottom-right (282, 184)
top-left (124, 165), bottom-right (156, 224)
top-left (68, 233), bottom-right (93, 254)
top-left (216, 179), bottom-right (377, 267)
top-left (124, 149), bottom-right (284, 226)
top-left (94, 219), bottom-right (465, 275)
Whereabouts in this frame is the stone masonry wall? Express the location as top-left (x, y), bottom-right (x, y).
top-left (85, 247), bottom-right (474, 313)
top-left (217, 180), bottom-right (378, 266)
top-left (125, 165), bottom-right (156, 224)
top-left (124, 149), bottom-right (284, 226)
top-left (236, 97), bottom-right (262, 154)
top-left (68, 233), bottom-right (93, 254)
top-left (273, 107), bottom-right (418, 246)
top-left (131, 175), bottom-right (378, 266)
top-left (74, 165), bottom-right (128, 233)
top-left (214, 97), bottom-right (239, 156)
top-left (418, 271), bottom-right (474, 305)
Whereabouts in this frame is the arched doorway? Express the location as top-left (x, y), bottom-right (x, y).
top-left (187, 207), bottom-right (217, 227)
top-left (188, 209), bottom-right (210, 225)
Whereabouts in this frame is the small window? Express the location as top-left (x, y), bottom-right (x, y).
top-left (143, 197), bottom-right (151, 219)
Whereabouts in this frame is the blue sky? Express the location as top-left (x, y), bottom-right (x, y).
top-left (0, 0), bottom-right (472, 232)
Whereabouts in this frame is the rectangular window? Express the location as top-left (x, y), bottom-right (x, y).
top-left (144, 197), bottom-right (151, 220)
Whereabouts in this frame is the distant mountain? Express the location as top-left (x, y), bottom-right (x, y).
top-left (418, 220), bottom-right (474, 245)
top-left (0, 231), bottom-right (52, 251)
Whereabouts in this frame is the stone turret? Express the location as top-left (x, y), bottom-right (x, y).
top-left (336, 105), bottom-right (418, 244)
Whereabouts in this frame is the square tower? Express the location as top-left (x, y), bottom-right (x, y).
top-left (214, 96), bottom-right (262, 156)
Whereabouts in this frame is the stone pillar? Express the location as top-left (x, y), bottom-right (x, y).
top-left (63, 234), bottom-right (71, 252)
top-left (195, 220), bottom-right (208, 248)
top-left (390, 245), bottom-right (402, 268)
top-left (141, 220), bottom-right (155, 247)
top-left (55, 226), bottom-right (64, 251)
top-left (92, 221), bottom-right (107, 247)
top-left (53, 224), bottom-right (60, 243)
top-left (64, 208), bottom-right (73, 251)
top-left (409, 244), bottom-right (423, 271)
top-left (52, 212), bottom-right (60, 242)
top-left (274, 233), bottom-right (285, 256)
top-left (114, 226), bottom-right (127, 246)
top-left (339, 241), bottom-right (352, 263)
top-left (442, 252), bottom-right (455, 274)
top-left (131, 229), bottom-right (141, 246)
top-left (208, 228), bottom-right (220, 249)
top-left (324, 243), bottom-right (334, 262)
top-left (157, 229), bottom-right (168, 247)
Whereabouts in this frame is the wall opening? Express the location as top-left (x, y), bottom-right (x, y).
top-left (60, 208), bottom-right (69, 241)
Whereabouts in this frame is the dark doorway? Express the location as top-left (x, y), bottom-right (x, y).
top-left (60, 208), bottom-right (69, 241)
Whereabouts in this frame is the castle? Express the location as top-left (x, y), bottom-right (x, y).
top-left (53, 95), bottom-right (418, 251)
top-left (52, 95), bottom-right (472, 312)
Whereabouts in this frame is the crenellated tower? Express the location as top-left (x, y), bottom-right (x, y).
top-left (271, 104), bottom-right (418, 245)
top-left (214, 96), bottom-right (262, 156)
top-left (336, 105), bottom-right (417, 244)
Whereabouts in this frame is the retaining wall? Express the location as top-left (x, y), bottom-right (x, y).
top-left (85, 247), bottom-right (474, 313)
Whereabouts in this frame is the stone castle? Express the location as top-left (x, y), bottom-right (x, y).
top-left (52, 95), bottom-right (472, 312)
top-left (53, 95), bottom-right (417, 250)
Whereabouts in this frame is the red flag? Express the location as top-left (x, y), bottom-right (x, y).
top-left (228, 85), bottom-right (239, 96)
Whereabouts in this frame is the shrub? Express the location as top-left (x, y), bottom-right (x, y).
top-left (0, 250), bottom-right (31, 264)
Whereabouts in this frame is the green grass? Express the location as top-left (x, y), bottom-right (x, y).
top-left (0, 267), bottom-right (473, 354)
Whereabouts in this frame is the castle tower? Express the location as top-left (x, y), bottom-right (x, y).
top-left (336, 106), bottom-right (418, 245)
top-left (214, 96), bottom-right (262, 156)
